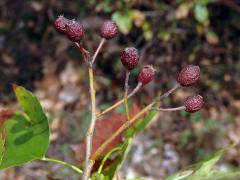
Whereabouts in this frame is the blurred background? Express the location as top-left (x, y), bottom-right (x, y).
top-left (0, 0), bottom-right (240, 179)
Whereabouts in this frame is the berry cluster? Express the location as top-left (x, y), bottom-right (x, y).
top-left (53, 15), bottom-right (204, 179)
top-left (54, 16), bottom-right (118, 43)
top-left (54, 16), bottom-right (204, 114)
top-left (54, 16), bottom-right (85, 43)
top-left (178, 65), bottom-right (203, 112)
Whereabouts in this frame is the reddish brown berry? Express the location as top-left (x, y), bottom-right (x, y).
top-left (65, 20), bottom-right (84, 42)
top-left (138, 65), bottom-right (155, 85)
top-left (177, 65), bottom-right (200, 87)
top-left (120, 47), bottom-right (139, 70)
top-left (100, 20), bottom-right (118, 39)
top-left (183, 95), bottom-right (204, 113)
top-left (54, 16), bottom-right (69, 34)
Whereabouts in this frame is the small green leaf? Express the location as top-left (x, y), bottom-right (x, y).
top-left (102, 138), bottom-right (133, 179)
top-left (192, 149), bottom-right (225, 177)
top-left (165, 170), bottom-right (193, 180)
top-left (0, 86), bottom-right (50, 169)
top-left (112, 11), bottom-right (133, 34)
top-left (135, 110), bottom-right (157, 134)
top-left (92, 172), bottom-right (105, 180)
top-left (126, 110), bottom-right (158, 138)
top-left (194, 4), bottom-right (209, 24)
top-left (205, 30), bottom-right (219, 44)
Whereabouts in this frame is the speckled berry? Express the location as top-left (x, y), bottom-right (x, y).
top-left (65, 20), bottom-right (84, 42)
top-left (120, 47), bottom-right (139, 70)
top-left (100, 20), bottom-right (118, 39)
top-left (177, 65), bottom-right (200, 87)
top-left (138, 65), bottom-right (155, 85)
top-left (54, 16), bottom-right (69, 34)
top-left (183, 95), bottom-right (204, 113)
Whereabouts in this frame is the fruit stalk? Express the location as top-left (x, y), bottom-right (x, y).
top-left (91, 38), bottom-right (105, 65)
top-left (152, 106), bottom-right (186, 111)
top-left (96, 82), bottom-right (142, 118)
top-left (158, 83), bottom-right (180, 101)
top-left (83, 67), bottom-right (96, 180)
top-left (124, 70), bottom-right (131, 120)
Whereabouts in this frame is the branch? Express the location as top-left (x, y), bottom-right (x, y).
top-left (124, 70), bottom-right (131, 120)
top-left (41, 157), bottom-right (82, 174)
top-left (96, 82), bottom-right (142, 118)
top-left (152, 106), bottom-right (185, 111)
top-left (82, 39), bottom-right (105, 180)
top-left (86, 101), bottom-right (156, 174)
top-left (158, 83), bottom-right (180, 101)
top-left (82, 67), bottom-right (96, 180)
top-left (91, 38), bottom-right (106, 65)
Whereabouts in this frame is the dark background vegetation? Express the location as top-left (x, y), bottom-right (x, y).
top-left (0, 0), bottom-right (239, 179)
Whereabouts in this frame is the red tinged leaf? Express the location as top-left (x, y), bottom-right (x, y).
top-left (71, 103), bottom-right (140, 163)
top-left (0, 109), bottom-right (15, 127)
top-left (11, 83), bottom-right (18, 92)
top-left (1, 129), bottom-right (5, 141)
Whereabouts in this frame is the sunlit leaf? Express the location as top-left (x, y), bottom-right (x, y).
top-left (194, 4), bottom-right (209, 24)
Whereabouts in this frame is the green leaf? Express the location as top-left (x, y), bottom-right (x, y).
top-left (194, 4), bottom-right (209, 24)
top-left (112, 11), bottom-right (133, 34)
top-left (0, 128), bottom-right (5, 164)
top-left (0, 86), bottom-right (49, 169)
top-left (166, 147), bottom-right (240, 180)
top-left (166, 170), bottom-right (194, 180)
top-left (102, 138), bottom-right (133, 179)
top-left (126, 110), bottom-right (158, 138)
top-left (206, 171), bottom-right (240, 180)
top-left (135, 110), bottom-right (157, 134)
top-left (194, 149), bottom-right (225, 176)
top-left (92, 172), bottom-right (105, 180)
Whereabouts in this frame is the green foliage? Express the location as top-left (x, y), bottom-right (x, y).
top-left (0, 86), bottom-right (49, 169)
top-left (100, 138), bottom-right (133, 179)
top-left (112, 11), bottom-right (133, 35)
top-left (0, 128), bottom-right (5, 163)
top-left (166, 148), bottom-right (240, 180)
top-left (92, 172), bottom-right (105, 180)
top-left (194, 4), bottom-right (209, 24)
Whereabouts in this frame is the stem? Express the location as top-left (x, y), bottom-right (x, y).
top-left (41, 157), bottom-right (82, 174)
top-left (91, 101), bottom-right (156, 164)
top-left (158, 83), bottom-right (180, 101)
top-left (83, 67), bottom-right (96, 180)
top-left (91, 38), bottom-right (106, 65)
top-left (124, 70), bottom-right (131, 120)
top-left (152, 106), bottom-right (186, 111)
top-left (97, 147), bottom-right (122, 173)
top-left (96, 82), bottom-right (142, 118)
top-left (75, 42), bottom-right (91, 64)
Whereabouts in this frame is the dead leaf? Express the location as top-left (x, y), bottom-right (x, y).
top-left (71, 103), bottom-right (141, 162)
